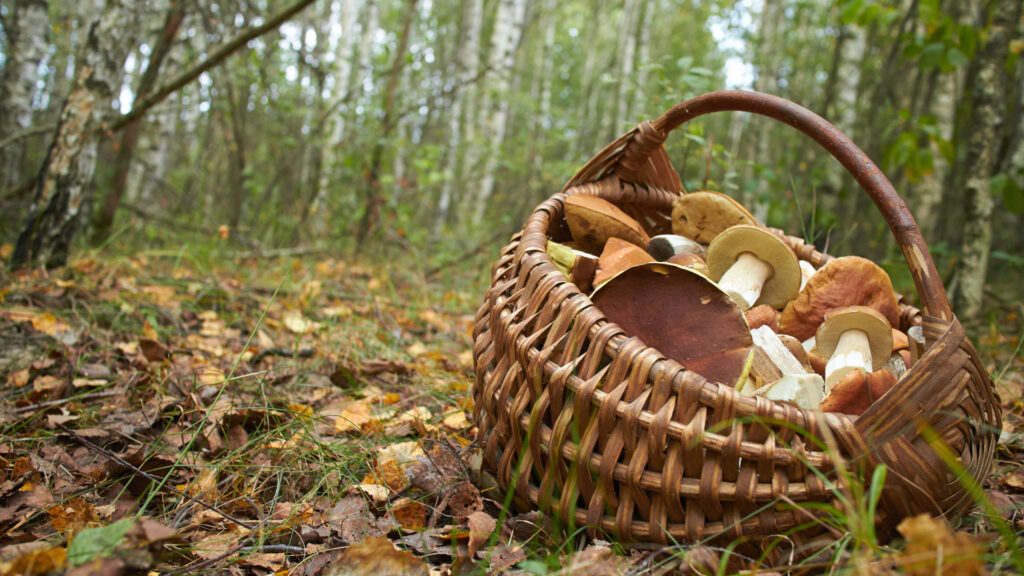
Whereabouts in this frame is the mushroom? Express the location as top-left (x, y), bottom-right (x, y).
top-left (820, 369), bottom-right (897, 415)
top-left (745, 326), bottom-right (825, 410)
top-left (799, 260), bottom-right (816, 292)
top-left (780, 256), bottom-right (901, 341)
top-left (593, 237), bottom-right (655, 287)
top-left (547, 240), bottom-right (599, 292)
top-left (647, 234), bottom-right (704, 261)
top-left (591, 262), bottom-right (752, 386)
top-left (745, 305), bottom-right (779, 332)
top-left (815, 306), bottom-right (894, 393)
top-left (564, 194), bottom-right (649, 253)
top-left (665, 252), bottom-right (709, 276)
top-left (671, 191), bottom-right (757, 244)
top-left (705, 225), bottom-right (801, 311)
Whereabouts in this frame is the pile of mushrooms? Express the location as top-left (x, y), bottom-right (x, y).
top-left (549, 190), bottom-right (916, 415)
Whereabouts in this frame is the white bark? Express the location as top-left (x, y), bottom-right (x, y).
top-left (434, 0), bottom-right (483, 236)
top-left (312, 0), bottom-right (358, 237)
top-left (1, 0), bottom-right (50, 191)
top-left (629, 0), bottom-right (655, 123)
top-left (12, 0), bottom-right (137, 267)
top-left (613, 0), bottom-right (639, 134)
top-left (473, 0), bottom-right (528, 225)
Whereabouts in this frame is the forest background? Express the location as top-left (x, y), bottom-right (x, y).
top-left (1, 0), bottom-right (1023, 574)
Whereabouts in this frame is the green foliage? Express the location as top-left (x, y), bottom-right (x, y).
top-left (67, 519), bottom-right (134, 567)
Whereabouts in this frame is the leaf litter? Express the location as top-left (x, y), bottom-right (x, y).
top-left (0, 248), bottom-right (1022, 574)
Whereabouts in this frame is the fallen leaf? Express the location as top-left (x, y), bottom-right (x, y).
top-left (897, 514), bottom-right (985, 576)
top-left (325, 535), bottom-right (428, 576)
top-left (0, 545), bottom-right (66, 575)
top-left (390, 498), bottom-right (427, 531)
top-left (138, 338), bottom-right (169, 362)
top-left (466, 511), bottom-right (495, 559)
top-left (283, 310), bottom-right (319, 334)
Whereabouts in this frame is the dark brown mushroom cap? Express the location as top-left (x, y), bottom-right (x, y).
top-left (591, 262), bottom-right (752, 386)
top-left (564, 194), bottom-right (649, 252)
top-left (671, 191), bottom-right (757, 244)
top-left (780, 256), bottom-right (901, 341)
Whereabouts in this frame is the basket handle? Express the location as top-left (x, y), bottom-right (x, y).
top-left (615, 90), bottom-right (952, 322)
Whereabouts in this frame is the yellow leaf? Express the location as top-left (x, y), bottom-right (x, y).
top-left (283, 310), bottom-right (319, 334)
top-left (0, 243), bottom-right (13, 261)
top-left (198, 368), bottom-right (226, 386)
top-left (897, 514), bottom-right (985, 576)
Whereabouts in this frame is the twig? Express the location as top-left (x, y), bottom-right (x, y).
top-left (250, 347), bottom-right (314, 364)
top-left (14, 389), bottom-right (119, 413)
top-left (0, 123), bottom-right (56, 151)
top-left (54, 422), bottom-right (255, 529)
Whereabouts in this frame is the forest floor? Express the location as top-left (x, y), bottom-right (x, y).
top-left (0, 238), bottom-right (1022, 575)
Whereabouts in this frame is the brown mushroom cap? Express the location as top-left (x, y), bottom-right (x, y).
top-left (779, 256), bottom-right (901, 341)
top-left (745, 305), bottom-right (780, 332)
top-left (593, 237), bottom-right (655, 287)
top-left (591, 262), bottom-right (752, 386)
top-left (815, 306), bottom-right (894, 370)
top-left (564, 194), bottom-right (649, 252)
top-left (820, 369), bottom-right (897, 415)
top-left (671, 191), bottom-right (757, 244)
top-left (705, 225), bottom-right (801, 309)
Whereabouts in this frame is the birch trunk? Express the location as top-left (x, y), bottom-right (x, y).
top-left (92, 0), bottom-right (185, 243)
top-left (629, 0), bottom-right (655, 123)
top-left (1, 0), bottom-right (50, 192)
top-left (312, 0), bottom-right (358, 237)
top-left (450, 0), bottom-right (484, 226)
top-left (434, 0), bottom-right (483, 236)
top-left (11, 0), bottom-right (136, 269)
top-left (472, 0), bottom-right (528, 225)
top-left (954, 0), bottom-right (1019, 319)
top-left (612, 0), bottom-right (639, 136)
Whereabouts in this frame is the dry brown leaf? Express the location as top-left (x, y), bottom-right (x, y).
top-left (0, 545), bottom-right (66, 576)
top-left (466, 511), bottom-right (496, 559)
top-left (390, 498), bottom-right (427, 531)
top-left (330, 495), bottom-right (386, 544)
top-left (325, 535), bottom-right (429, 576)
top-left (897, 514), bottom-right (985, 576)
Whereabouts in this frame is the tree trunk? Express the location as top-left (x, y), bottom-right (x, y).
top-left (953, 0), bottom-right (1020, 319)
top-left (472, 0), bottom-right (528, 225)
top-left (11, 0), bottom-right (135, 269)
top-left (612, 0), bottom-right (639, 136)
top-left (311, 0), bottom-right (358, 238)
top-left (1, 0), bottom-right (50, 193)
top-left (355, 0), bottom-right (419, 250)
top-left (91, 0), bottom-right (186, 244)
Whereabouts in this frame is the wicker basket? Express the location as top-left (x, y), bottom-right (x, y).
top-left (470, 91), bottom-right (1002, 549)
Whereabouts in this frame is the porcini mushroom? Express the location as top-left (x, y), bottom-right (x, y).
top-left (820, 369), bottom-right (897, 415)
top-left (747, 325), bottom-right (825, 410)
top-left (780, 256), bottom-right (901, 341)
top-left (547, 240), bottom-right (599, 292)
top-left (671, 191), bottom-right (757, 244)
top-left (666, 252), bottom-right (709, 276)
top-left (564, 194), bottom-right (649, 253)
top-left (647, 234), bottom-right (704, 261)
top-left (815, 306), bottom-right (894, 393)
top-left (591, 262), bottom-right (752, 386)
top-left (593, 237), bottom-right (655, 287)
top-left (705, 225), bottom-right (801, 311)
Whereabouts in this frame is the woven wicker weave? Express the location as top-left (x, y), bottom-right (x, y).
top-left (470, 91), bottom-right (1002, 548)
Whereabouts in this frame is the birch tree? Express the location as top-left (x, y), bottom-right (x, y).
top-left (312, 0), bottom-right (358, 238)
top-left (434, 0), bottom-right (484, 236)
top-left (472, 0), bottom-right (528, 225)
top-left (11, 0), bottom-right (136, 268)
top-left (954, 0), bottom-right (1020, 318)
top-left (1, 0), bottom-right (50, 192)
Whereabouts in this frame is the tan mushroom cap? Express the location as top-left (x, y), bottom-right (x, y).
top-left (593, 237), bottom-right (655, 287)
top-left (705, 225), bottom-right (801, 309)
top-left (780, 256), bottom-right (901, 341)
top-left (671, 191), bottom-right (757, 244)
top-left (564, 194), bottom-right (649, 252)
top-left (815, 306), bottom-right (894, 370)
top-left (591, 262), bottom-right (752, 386)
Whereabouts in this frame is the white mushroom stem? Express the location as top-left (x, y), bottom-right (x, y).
top-left (717, 252), bottom-right (772, 310)
top-left (824, 329), bottom-right (873, 392)
top-left (799, 260), bottom-right (816, 291)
